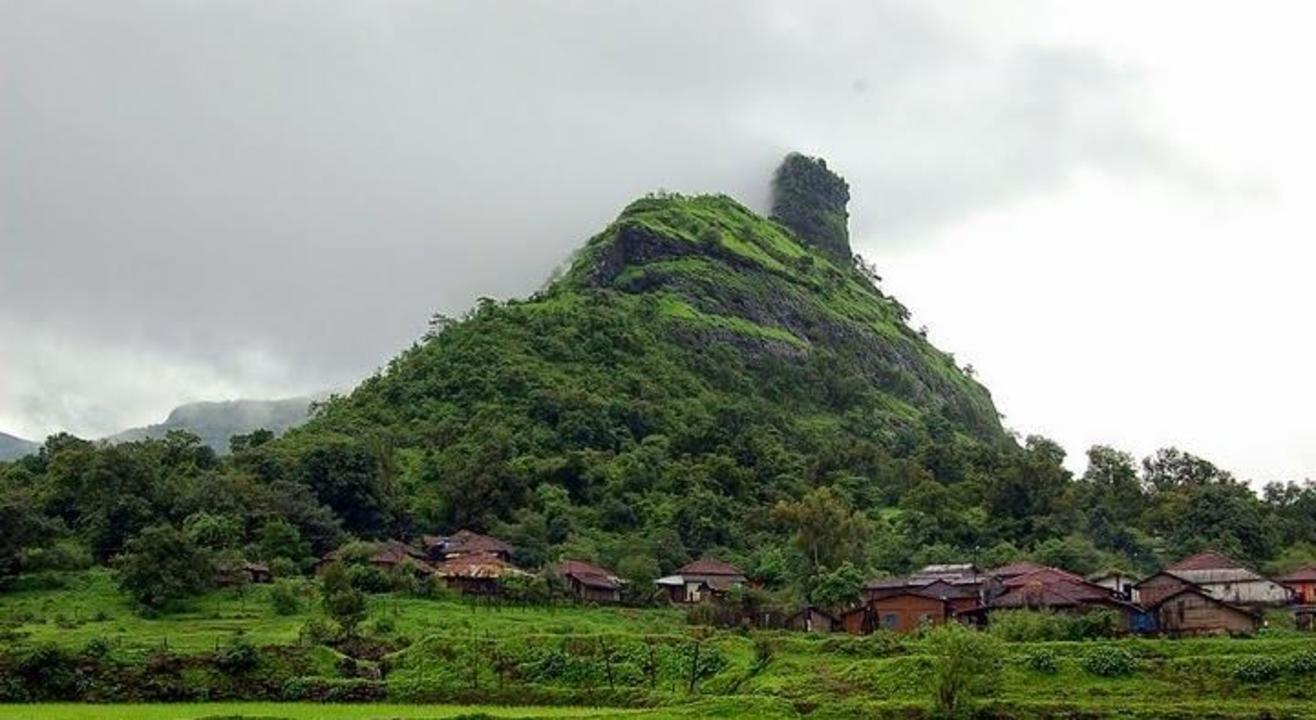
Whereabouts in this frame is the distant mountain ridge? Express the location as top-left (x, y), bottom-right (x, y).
top-left (0, 432), bottom-right (39, 461)
top-left (1, 396), bottom-right (325, 461)
top-left (107, 396), bottom-right (324, 452)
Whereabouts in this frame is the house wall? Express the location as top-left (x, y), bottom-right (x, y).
top-left (787, 609), bottom-right (835, 633)
top-left (1134, 574), bottom-right (1190, 606)
top-left (1290, 581), bottom-right (1316, 605)
top-left (870, 595), bottom-right (948, 634)
top-left (1157, 593), bottom-right (1258, 635)
top-left (1199, 579), bottom-right (1291, 606)
top-left (841, 608), bottom-right (872, 635)
top-left (570, 579), bottom-right (620, 603)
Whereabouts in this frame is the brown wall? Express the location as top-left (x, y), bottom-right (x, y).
top-left (571, 579), bottom-right (620, 603)
top-left (1136, 574), bottom-right (1191, 607)
top-left (870, 594), bottom-right (948, 634)
top-left (841, 608), bottom-right (872, 635)
top-left (1290, 581), bottom-right (1316, 605)
top-left (1157, 593), bottom-right (1259, 635)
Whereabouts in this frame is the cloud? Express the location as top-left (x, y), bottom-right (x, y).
top-left (0, 0), bottom-right (1185, 439)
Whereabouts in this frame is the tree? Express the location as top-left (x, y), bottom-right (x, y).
top-left (810, 561), bottom-right (865, 609)
top-left (773, 486), bottom-right (873, 577)
top-left (0, 485), bottom-right (55, 577)
top-left (926, 623), bottom-right (1004, 718)
top-left (114, 524), bottom-right (214, 609)
top-left (320, 562), bottom-right (367, 638)
top-left (257, 518), bottom-right (312, 567)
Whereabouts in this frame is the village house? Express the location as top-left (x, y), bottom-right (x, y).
top-left (864, 563), bottom-right (984, 611)
top-left (1133, 551), bottom-right (1291, 609)
top-left (216, 561), bottom-right (272, 587)
top-left (1088, 570), bottom-right (1138, 600)
top-left (432, 552), bottom-right (529, 595)
top-left (654, 558), bottom-right (748, 604)
top-left (548, 559), bottom-right (624, 603)
top-left (1280, 565), bottom-right (1316, 604)
top-left (1150, 586), bottom-right (1261, 636)
top-left (317, 539), bottom-right (434, 576)
top-left (870, 590), bottom-right (952, 632)
top-left (422, 529), bottom-right (515, 563)
top-left (784, 605), bottom-right (839, 633)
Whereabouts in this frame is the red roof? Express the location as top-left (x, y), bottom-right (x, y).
top-left (1282, 565), bottom-right (1316, 583)
top-left (677, 557), bottom-right (745, 577)
top-left (1168, 551), bottom-right (1245, 572)
top-left (1001, 566), bottom-right (1085, 587)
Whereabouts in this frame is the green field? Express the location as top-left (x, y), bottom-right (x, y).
top-left (0, 704), bottom-right (636, 720)
top-left (7, 573), bottom-right (1316, 718)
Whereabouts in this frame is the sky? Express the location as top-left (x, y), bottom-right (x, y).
top-left (1, 1), bottom-right (1313, 483)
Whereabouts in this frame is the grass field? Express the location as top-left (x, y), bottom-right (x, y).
top-left (0, 571), bottom-right (685, 653)
top-left (7, 572), bottom-right (1316, 718)
top-left (0, 704), bottom-right (637, 720)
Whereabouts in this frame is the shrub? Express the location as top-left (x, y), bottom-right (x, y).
top-left (282, 676), bottom-right (385, 702)
top-left (268, 580), bottom-right (302, 616)
top-left (987, 610), bottom-right (1070, 642)
top-left (1289, 650), bottom-right (1316, 675)
top-left (215, 635), bottom-right (261, 674)
top-left (81, 637), bottom-right (112, 658)
top-left (1234, 656), bottom-right (1281, 684)
top-left (1022, 648), bottom-right (1059, 674)
top-left (1081, 646), bottom-right (1135, 677)
top-left (926, 623), bottom-right (1003, 718)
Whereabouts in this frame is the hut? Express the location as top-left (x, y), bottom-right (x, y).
top-left (432, 552), bottom-right (530, 596)
top-left (870, 591), bottom-right (952, 633)
top-left (1151, 586), bottom-right (1261, 636)
top-left (549, 559), bottom-right (624, 603)
top-left (785, 605), bottom-right (838, 633)
top-left (1280, 565), bottom-right (1316, 605)
top-left (654, 558), bottom-right (748, 604)
top-left (423, 529), bottom-right (514, 563)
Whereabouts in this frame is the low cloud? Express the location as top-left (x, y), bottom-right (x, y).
top-left (1, 1), bottom-right (1188, 439)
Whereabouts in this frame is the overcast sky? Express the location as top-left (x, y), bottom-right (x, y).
top-left (2, 1), bottom-right (1313, 483)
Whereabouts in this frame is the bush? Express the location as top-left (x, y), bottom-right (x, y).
top-left (268, 580), bottom-right (302, 616)
top-left (215, 635), bottom-right (261, 674)
top-left (1234, 656), bottom-right (1281, 684)
top-left (1289, 650), bottom-right (1316, 675)
top-left (1022, 648), bottom-right (1059, 674)
top-left (282, 676), bottom-right (385, 702)
top-left (1081, 646), bottom-right (1135, 677)
top-left (926, 623), bottom-right (1003, 718)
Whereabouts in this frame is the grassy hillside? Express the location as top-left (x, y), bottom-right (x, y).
top-left (6, 573), bottom-right (1316, 719)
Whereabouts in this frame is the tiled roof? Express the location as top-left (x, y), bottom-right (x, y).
top-left (433, 552), bottom-right (528, 579)
top-left (552, 559), bottom-right (623, 590)
top-left (1282, 565), bottom-right (1316, 583)
top-left (1168, 551), bottom-right (1245, 572)
top-left (443, 529), bottom-right (514, 556)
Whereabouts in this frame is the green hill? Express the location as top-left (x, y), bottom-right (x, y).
top-left (284, 154), bottom-right (1006, 563)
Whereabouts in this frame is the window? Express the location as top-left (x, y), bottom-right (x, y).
top-left (881, 613), bottom-right (899, 630)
